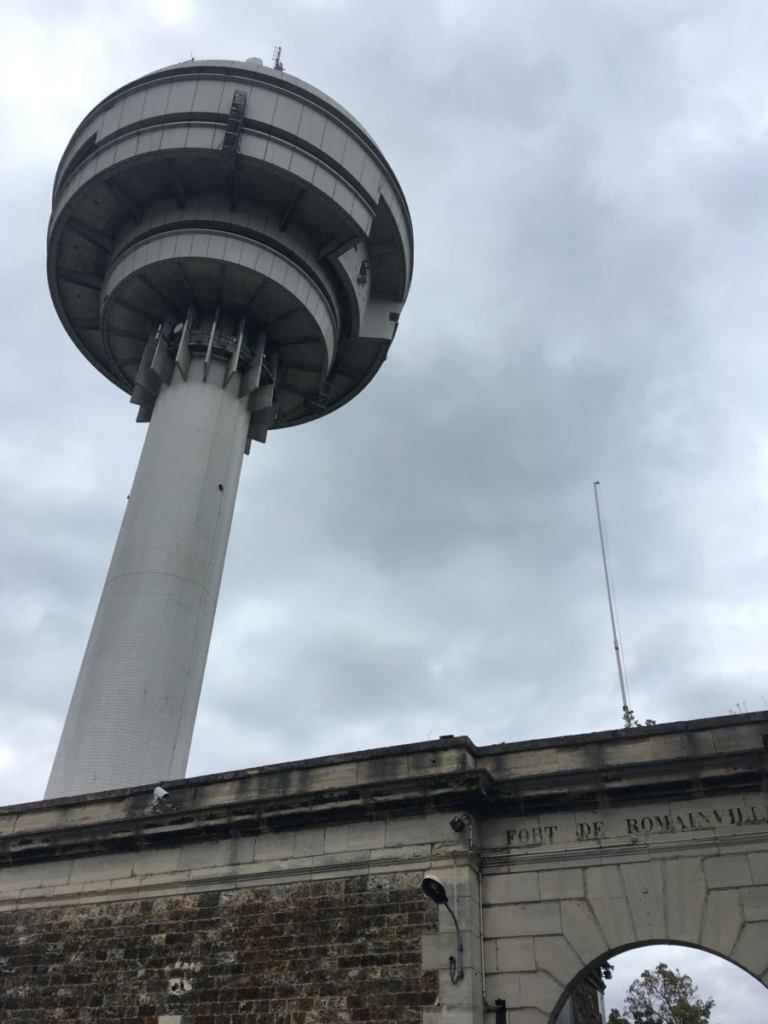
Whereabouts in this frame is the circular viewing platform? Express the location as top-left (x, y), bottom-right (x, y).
top-left (47, 58), bottom-right (413, 430)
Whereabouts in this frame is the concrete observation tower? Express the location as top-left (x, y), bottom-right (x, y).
top-left (45, 58), bottom-right (412, 799)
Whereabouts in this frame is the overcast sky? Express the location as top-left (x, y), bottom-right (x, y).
top-left (1, 1), bottom-right (767, 1017)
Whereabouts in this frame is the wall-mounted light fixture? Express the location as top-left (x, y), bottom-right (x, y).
top-left (449, 813), bottom-right (473, 847)
top-left (421, 873), bottom-right (464, 983)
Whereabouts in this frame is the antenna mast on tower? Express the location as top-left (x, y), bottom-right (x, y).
top-left (593, 481), bottom-right (632, 719)
top-left (272, 45), bottom-right (284, 71)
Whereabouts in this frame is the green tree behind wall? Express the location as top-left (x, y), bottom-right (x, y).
top-left (607, 962), bottom-right (716, 1024)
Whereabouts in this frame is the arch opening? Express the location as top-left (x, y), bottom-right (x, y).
top-left (551, 942), bottom-right (768, 1024)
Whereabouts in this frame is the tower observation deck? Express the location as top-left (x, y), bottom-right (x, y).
top-left (45, 58), bottom-right (413, 799)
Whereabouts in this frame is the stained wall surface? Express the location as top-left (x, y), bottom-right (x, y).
top-left (0, 875), bottom-right (437, 1023)
top-left (1, 714), bottom-right (767, 1024)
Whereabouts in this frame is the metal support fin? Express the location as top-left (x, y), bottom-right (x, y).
top-left (247, 382), bottom-right (275, 415)
top-left (246, 344), bottom-right (279, 442)
top-left (130, 329), bottom-right (160, 407)
top-left (226, 314), bottom-right (246, 386)
top-left (239, 331), bottom-right (267, 398)
top-left (131, 386), bottom-right (157, 411)
top-left (203, 306), bottom-right (220, 382)
top-left (248, 423), bottom-right (268, 445)
top-left (131, 322), bottom-right (173, 419)
top-left (175, 305), bottom-right (196, 381)
top-left (150, 331), bottom-right (173, 386)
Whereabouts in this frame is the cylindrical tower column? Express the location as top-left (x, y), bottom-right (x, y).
top-left (46, 355), bottom-right (250, 798)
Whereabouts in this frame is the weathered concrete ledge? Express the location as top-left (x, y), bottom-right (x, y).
top-left (1, 712), bottom-right (766, 866)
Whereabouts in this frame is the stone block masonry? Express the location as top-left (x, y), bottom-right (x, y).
top-left (0, 874), bottom-right (438, 1023)
top-left (1, 714), bottom-right (767, 1023)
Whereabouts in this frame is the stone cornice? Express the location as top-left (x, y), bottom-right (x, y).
top-left (2, 712), bottom-right (766, 867)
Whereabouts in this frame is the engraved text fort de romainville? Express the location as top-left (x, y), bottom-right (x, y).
top-left (506, 803), bottom-right (768, 847)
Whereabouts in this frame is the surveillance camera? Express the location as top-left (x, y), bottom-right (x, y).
top-left (449, 815), bottom-right (466, 833)
top-left (151, 785), bottom-right (176, 813)
top-left (421, 873), bottom-right (448, 905)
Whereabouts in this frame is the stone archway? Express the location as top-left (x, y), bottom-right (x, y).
top-left (551, 941), bottom-right (765, 1024)
top-left (478, 801), bottom-right (768, 1023)
top-left (420, 714), bottom-right (768, 1024)
top-left (589, 943), bottom-right (768, 1024)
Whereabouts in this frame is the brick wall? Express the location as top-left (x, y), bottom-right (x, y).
top-left (0, 871), bottom-right (438, 1023)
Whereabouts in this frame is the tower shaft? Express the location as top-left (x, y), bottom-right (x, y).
top-left (46, 357), bottom-right (249, 798)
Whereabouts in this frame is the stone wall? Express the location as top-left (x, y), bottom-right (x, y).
top-left (0, 872), bottom-right (437, 1023)
top-left (1, 712), bottom-right (766, 1024)
top-left (569, 980), bottom-right (603, 1024)
top-left (480, 788), bottom-right (768, 1021)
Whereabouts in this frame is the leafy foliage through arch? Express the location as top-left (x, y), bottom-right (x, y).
top-left (607, 961), bottom-right (716, 1024)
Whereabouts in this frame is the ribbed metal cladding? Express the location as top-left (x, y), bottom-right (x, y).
top-left (45, 59), bottom-right (413, 798)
